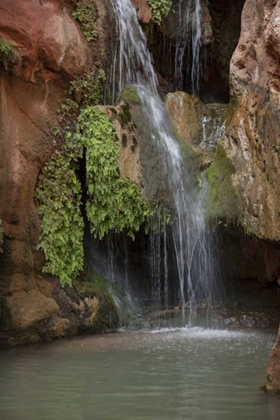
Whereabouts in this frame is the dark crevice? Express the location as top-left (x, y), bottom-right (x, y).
top-left (146, 0), bottom-right (245, 103)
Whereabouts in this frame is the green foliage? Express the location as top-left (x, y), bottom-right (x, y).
top-left (0, 37), bottom-right (20, 71)
top-left (35, 69), bottom-right (106, 286)
top-left (72, 0), bottom-right (98, 41)
top-left (74, 107), bottom-right (153, 239)
top-left (57, 99), bottom-right (79, 125)
top-left (34, 135), bottom-right (84, 287)
top-left (147, 0), bottom-right (172, 25)
top-left (68, 69), bottom-right (106, 107)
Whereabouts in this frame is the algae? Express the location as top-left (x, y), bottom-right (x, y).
top-left (206, 143), bottom-right (240, 220)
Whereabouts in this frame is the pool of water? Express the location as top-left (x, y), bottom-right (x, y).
top-left (0, 328), bottom-right (279, 420)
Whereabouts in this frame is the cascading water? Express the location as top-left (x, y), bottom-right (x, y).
top-left (108, 0), bottom-right (222, 325)
top-left (174, 0), bottom-right (203, 94)
top-left (110, 0), bottom-right (157, 94)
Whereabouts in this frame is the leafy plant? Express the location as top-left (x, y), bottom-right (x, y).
top-left (0, 37), bottom-right (20, 71)
top-left (35, 68), bottom-right (107, 286)
top-left (68, 69), bottom-right (106, 107)
top-left (34, 135), bottom-right (84, 287)
top-left (72, 0), bottom-right (98, 41)
top-left (147, 0), bottom-right (172, 25)
top-left (74, 107), bottom-right (153, 239)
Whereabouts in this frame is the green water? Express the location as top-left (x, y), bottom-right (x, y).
top-left (0, 328), bottom-right (279, 420)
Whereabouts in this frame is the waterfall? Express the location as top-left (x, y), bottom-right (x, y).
top-left (110, 0), bottom-right (157, 94)
top-left (109, 0), bottom-right (220, 325)
top-left (175, 0), bottom-right (202, 94)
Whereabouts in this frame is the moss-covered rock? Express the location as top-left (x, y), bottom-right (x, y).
top-left (206, 142), bottom-right (240, 221)
top-left (74, 272), bottom-right (119, 333)
top-left (115, 86), bottom-right (198, 205)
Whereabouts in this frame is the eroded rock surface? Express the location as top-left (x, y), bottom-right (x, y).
top-left (0, 0), bottom-right (117, 345)
top-left (209, 0), bottom-right (280, 240)
top-left (205, 0), bottom-right (280, 390)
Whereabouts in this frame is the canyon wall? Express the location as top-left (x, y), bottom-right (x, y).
top-left (0, 0), bottom-right (118, 345)
top-left (0, 0), bottom-right (279, 392)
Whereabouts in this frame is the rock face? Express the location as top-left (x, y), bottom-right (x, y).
top-left (165, 92), bottom-right (227, 154)
top-left (267, 326), bottom-right (280, 393)
top-left (204, 0), bottom-right (280, 390)
top-left (209, 0), bottom-right (280, 240)
top-left (0, 0), bottom-right (118, 345)
top-left (131, 0), bottom-right (152, 23)
top-left (106, 86), bottom-right (198, 205)
top-left (149, 0), bottom-right (244, 102)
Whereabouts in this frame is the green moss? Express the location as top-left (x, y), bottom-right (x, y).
top-left (72, 0), bottom-right (98, 41)
top-left (147, 0), bottom-right (172, 25)
top-left (206, 143), bottom-right (240, 220)
top-left (0, 37), bottom-right (20, 71)
top-left (34, 134), bottom-right (84, 287)
top-left (76, 272), bottom-right (113, 300)
top-left (119, 103), bottom-right (132, 128)
top-left (116, 86), bottom-right (140, 105)
top-left (74, 107), bottom-right (153, 239)
top-left (75, 272), bottom-right (119, 331)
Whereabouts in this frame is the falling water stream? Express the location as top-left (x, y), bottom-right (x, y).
top-left (110, 0), bottom-right (220, 324)
top-left (0, 3), bottom-right (278, 419)
top-left (175, 0), bottom-right (202, 93)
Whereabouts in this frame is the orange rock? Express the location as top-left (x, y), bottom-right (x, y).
top-left (131, 0), bottom-right (152, 24)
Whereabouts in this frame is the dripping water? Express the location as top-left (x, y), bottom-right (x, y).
top-left (174, 0), bottom-right (203, 94)
top-left (107, 0), bottom-right (222, 325)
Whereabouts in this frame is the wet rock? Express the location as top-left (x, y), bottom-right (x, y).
top-left (266, 326), bottom-right (280, 393)
top-left (131, 0), bottom-right (152, 24)
top-left (106, 86), bottom-right (198, 205)
top-left (161, 0), bottom-right (213, 46)
top-left (207, 0), bottom-right (280, 240)
top-left (165, 92), bottom-right (227, 154)
top-left (221, 309), bottom-right (279, 329)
